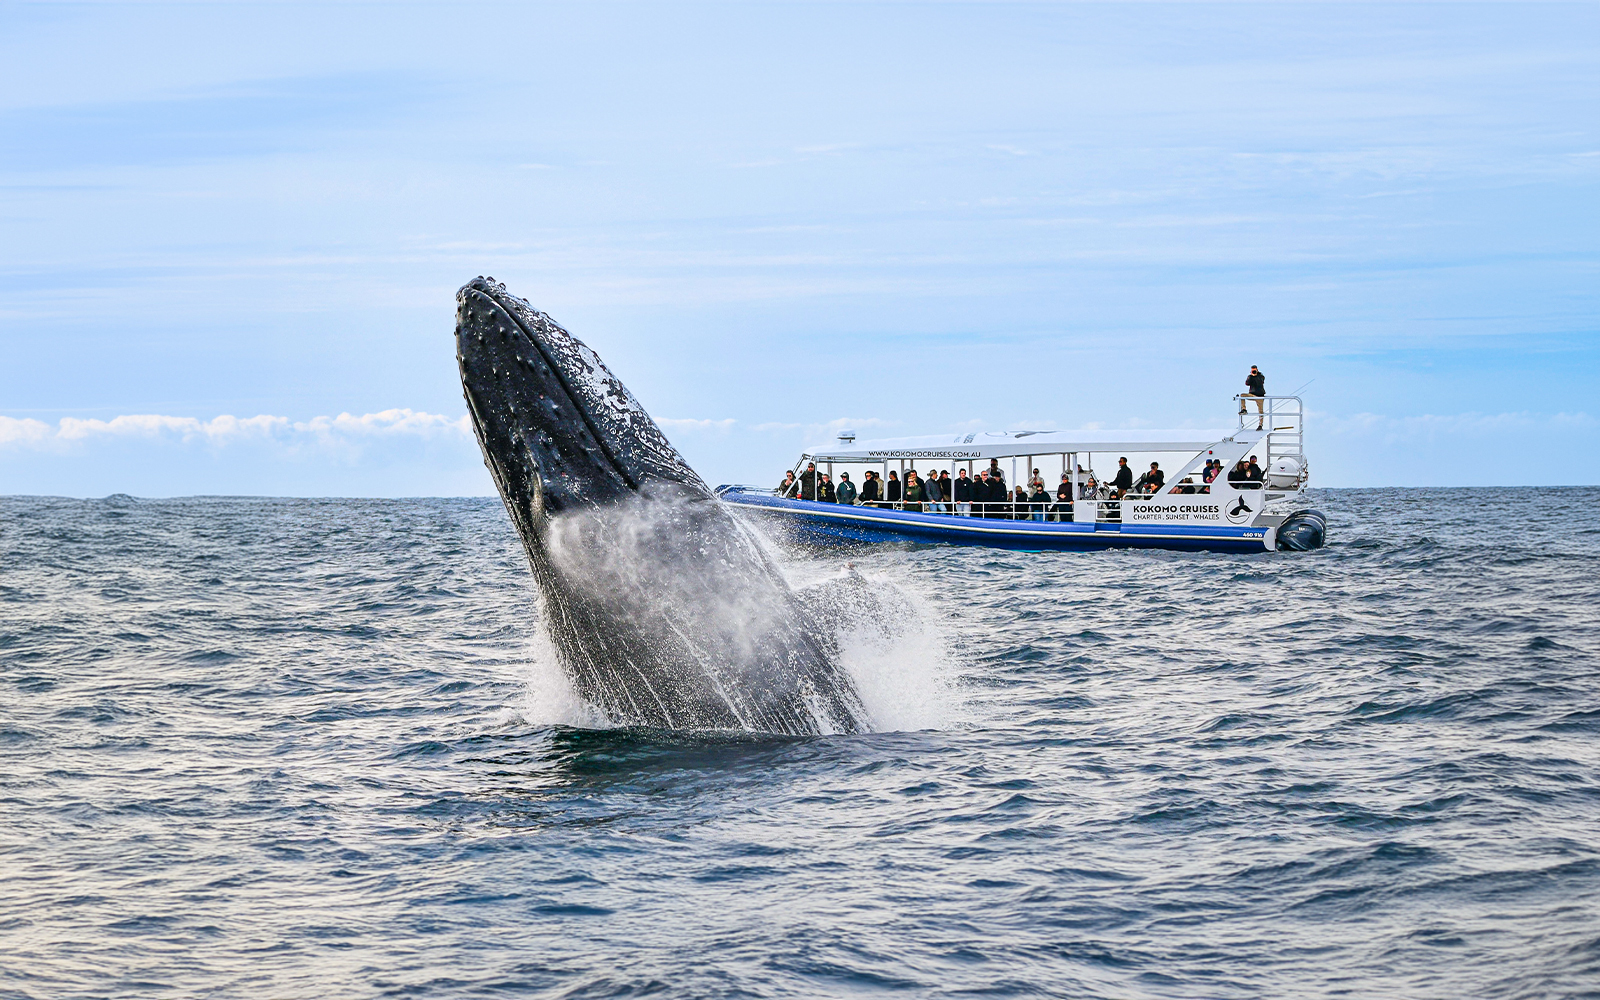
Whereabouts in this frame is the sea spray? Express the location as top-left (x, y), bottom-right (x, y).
top-left (525, 486), bottom-right (867, 733)
top-left (510, 493), bottom-right (960, 734)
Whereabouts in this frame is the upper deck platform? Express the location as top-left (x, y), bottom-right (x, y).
top-left (802, 428), bottom-right (1239, 464)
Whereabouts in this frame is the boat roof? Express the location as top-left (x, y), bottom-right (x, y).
top-left (803, 428), bottom-right (1237, 463)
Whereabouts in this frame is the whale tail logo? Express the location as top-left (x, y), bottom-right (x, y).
top-left (1227, 497), bottom-right (1254, 524)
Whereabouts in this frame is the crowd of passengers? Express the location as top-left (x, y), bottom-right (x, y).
top-left (776, 455), bottom-right (1269, 518)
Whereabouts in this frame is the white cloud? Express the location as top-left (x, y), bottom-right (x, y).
top-left (653, 417), bottom-right (737, 433)
top-left (0, 409), bottom-right (472, 453)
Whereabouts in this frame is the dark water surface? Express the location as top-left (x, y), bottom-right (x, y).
top-left (3, 489), bottom-right (1599, 999)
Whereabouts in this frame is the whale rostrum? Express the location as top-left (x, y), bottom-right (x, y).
top-left (455, 277), bottom-right (869, 735)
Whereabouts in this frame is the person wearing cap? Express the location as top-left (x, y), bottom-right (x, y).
top-left (1242, 365), bottom-right (1266, 429)
top-left (836, 471), bottom-right (857, 506)
top-left (799, 462), bottom-right (818, 501)
top-left (923, 467), bottom-right (944, 513)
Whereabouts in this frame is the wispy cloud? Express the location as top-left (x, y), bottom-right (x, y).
top-left (653, 417), bottom-right (738, 434)
top-left (0, 409), bottom-right (472, 453)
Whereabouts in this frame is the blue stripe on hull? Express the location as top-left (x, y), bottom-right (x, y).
top-left (720, 494), bottom-right (1269, 553)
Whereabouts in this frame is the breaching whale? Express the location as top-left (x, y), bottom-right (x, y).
top-left (455, 277), bottom-right (869, 735)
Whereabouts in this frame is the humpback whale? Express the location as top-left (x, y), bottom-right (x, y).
top-left (455, 277), bottom-right (869, 735)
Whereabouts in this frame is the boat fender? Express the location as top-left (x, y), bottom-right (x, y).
top-left (1275, 508), bottom-right (1327, 551)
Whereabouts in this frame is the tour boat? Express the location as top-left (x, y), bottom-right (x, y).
top-left (716, 395), bottom-right (1326, 553)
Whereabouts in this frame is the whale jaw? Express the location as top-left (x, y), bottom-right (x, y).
top-left (453, 277), bottom-right (868, 735)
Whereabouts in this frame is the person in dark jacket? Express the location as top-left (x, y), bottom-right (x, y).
top-left (1246, 455), bottom-right (1264, 485)
top-left (777, 471), bottom-right (796, 497)
top-left (953, 469), bottom-right (974, 515)
top-left (980, 470), bottom-right (1003, 518)
top-left (819, 474), bottom-right (836, 503)
top-left (923, 469), bottom-right (944, 513)
top-left (1227, 461), bottom-right (1250, 487)
top-left (859, 471), bottom-right (881, 505)
top-left (1242, 365), bottom-right (1266, 429)
top-left (938, 471), bottom-right (953, 513)
top-left (798, 462), bottom-right (818, 501)
top-left (885, 470), bottom-right (902, 505)
top-left (1135, 462), bottom-right (1165, 494)
top-left (1112, 457), bottom-right (1133, 494)
top-left (1012, 485), bottom-right (1031, 520)
top-left (836, 472), bottom-right (857, 506)
top-left (1053, 475), bottom-right (1074, 521)
top-left (1028, 482), bottom-right (1050, 521)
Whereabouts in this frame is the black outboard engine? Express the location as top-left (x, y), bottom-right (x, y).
top-left (1276, 509), bottom-right (1327, 551)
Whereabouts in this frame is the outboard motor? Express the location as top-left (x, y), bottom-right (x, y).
top-left (1276, 508), bottom-right (1327, 551)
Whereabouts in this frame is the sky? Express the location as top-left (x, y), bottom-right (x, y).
top-left (1, 1), bottom-right (1596, 496)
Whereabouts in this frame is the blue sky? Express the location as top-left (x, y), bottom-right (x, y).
top-left (1, 1), bottom-right (1596, 495)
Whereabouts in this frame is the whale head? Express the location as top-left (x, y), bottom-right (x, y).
top-left (454, 275), bottom-right (706, 536)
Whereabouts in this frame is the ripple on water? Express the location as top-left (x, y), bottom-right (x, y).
top-left (0, 489), bottom-right (1597, 998)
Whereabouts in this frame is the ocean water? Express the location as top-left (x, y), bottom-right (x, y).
top-left (2, 488), bottom-right (1598, 999)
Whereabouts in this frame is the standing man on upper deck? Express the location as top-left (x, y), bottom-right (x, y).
top-left (1242, 365), bottom-right (1266, 430)
top-left (1112, 457), bottom-right (1133, 494)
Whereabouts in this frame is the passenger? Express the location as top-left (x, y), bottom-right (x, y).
top-left (1029, 468), bottom-right (1045, 494)
top-left (1106, 487), bottom-right (1123, 522)
top-left (885, 470), bottom-right (902, 506)
top-left (819, 473), bottom-right (836, 503)
top-left (1111, 457), bottom-right (1133, 495)
top-left (1053, 476), bottom-right (1073, 521)
top-left (989, 466), bottom-right (1007, 516)
top-left (953, 469), bottom-right (973, 516)
top-left (1012, 485), bottom-right (1031, 521)
top-left (904, 469), bottom-right (923, 512)
top-left (1176, 477), bottom-right (1196, 494)
top-left (973, 470), bottom-right (990, 518)
top-left (923, 468), bottom-right (945, 513)
top-left (938, 471), bottom-right (953, 513)
top-left (1028, 481), bottom-right (1050, 521)
top-left (799, 462), bottom-right (819, 501)
top-left (777, 471), bottom-right (797, 497)
top-left (859, 470), bottom-right (881, 506)
top-left (1246, 455), bottom-right (1264, 485)
top-left (1079, 474), bottom-right (1096, 500)
top-left (1241, 365), bottom-right (1266, 430)
top-left (1135, 461), bottom-right (1165, 494)
top-left (1227, 460), bottom-right (1250, 487)
top-left (836, 471), bottom-right (857, 506)
top-left (1202, 459), bottom-right (1219, 484)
